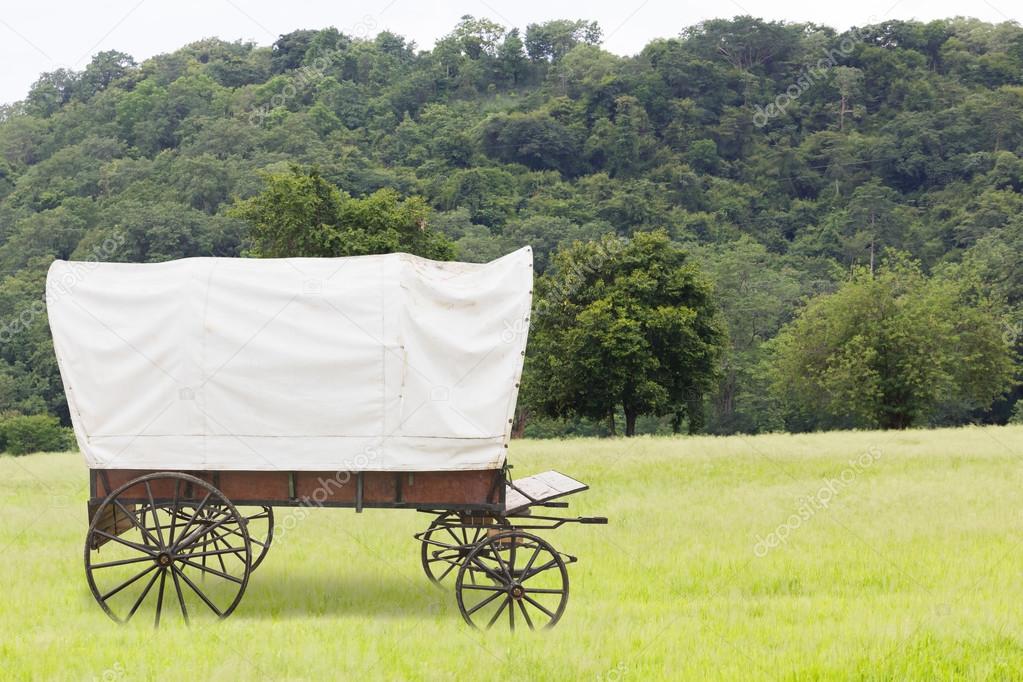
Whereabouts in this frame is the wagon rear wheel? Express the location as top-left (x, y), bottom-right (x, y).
top-left (454, 531), bottom-right (569, 630)
top-left (419, 511), bottom-right (507, 585)
top-left (169, 504), bottom-right (273, 571)
top-left (85, 472), bottom-right (252, 625)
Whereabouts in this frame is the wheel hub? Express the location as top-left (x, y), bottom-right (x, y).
top-left (156, 552), bottom-right (173, 566)
top-left (510, 584), bottom-right (525, 600)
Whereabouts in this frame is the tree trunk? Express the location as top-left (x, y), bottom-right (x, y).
top-left (869, 213), bottom-right (876, 275)
top-left (686, 393), bottom-right (705, 435)
top-left (624, 408), bottom-right (637, 437)
top-left (511, 408), bottom-right (529, 439)
top-left (607, 411), bottom-right (616, 437)
top-left (671, 410), bottom-right (683, 434)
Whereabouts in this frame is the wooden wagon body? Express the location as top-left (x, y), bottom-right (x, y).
top-left (89, 467), bottom-right (507, 515)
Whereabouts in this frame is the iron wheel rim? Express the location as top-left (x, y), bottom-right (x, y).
top-left (454, 530), bottom-right (569, 630)
top-left (84, 472), bottom-right (252, 625)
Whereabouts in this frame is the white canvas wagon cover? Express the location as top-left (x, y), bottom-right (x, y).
top-left (47, 248), bottom-right (532, 472)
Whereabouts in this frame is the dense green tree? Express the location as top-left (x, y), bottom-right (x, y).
top-left (495, 29), bottom-right (528, 85)
top-left (524, 231), bottom-right (725, 435)
top-left (449, 15), bottom-right (506, 59)
top-left (230, 166), bottom-right (453, 259)
top-left (77, 51), bottom-right (137, 101)
top-left (25, 70), bottom-right (78, 117)
top-left (694, 237), bottom-right (811, 433)
top-left (766, 257), bottom-right (1016, 429)
top-left (524, 20), bottom-right (602, 62)
top-left (479, 111), bottom-right (584, 175)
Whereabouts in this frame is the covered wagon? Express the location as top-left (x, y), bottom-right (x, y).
top-left (47, 247), bottom-right (605, 629)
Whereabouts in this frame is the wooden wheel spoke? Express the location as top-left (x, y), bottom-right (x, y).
top-left (486, 596), bottom-right (511, 629)
top-left (491, 544), bottom-right (512, 582)
top-left (91, 555), bottom-right (154, 570)
top-left (443, 526), bottom-right (463, 546)
top-left (520, 544), bottom-right (542, 577)
top-left (175, 558), bottom-right (243, 584)
top-left (214, 523), bottom-right (266, 548)
top-left (155, 569), bottom-right (167, 627)
top-left (167, 479), bottom-right (182, 546)
top-left (172, 565), bottom-right (224, 617)
top-left (460, 583), bottom-right (506, 591)
top-left (180, 527), bottom-right (233, 554)
top-left (508, 537), bottom-right (519, 587)
top-left (100, 563), bottom-right (158, 602)
top-left (171, 565), bottom-right (189, 624)
top-left (183, 546), bottom-right (246, 560)
top-left (436, 560), bottom-right (459, 582)
top-left (520, 557), bottom-right (559, 583)
top-left (126, 568), bottom-right (162, 621)
top-left (113, 500), bottom-right (161, 549)
top-left (144, 482), bottom-right (166, 548)
top-left (174, 512), bottom-right (235, 552)
top-left (518, 600), bottom-right (535, 630)
top-left (172, 492), bottom-right (214, 548)
top-left (469, 555), bottom-right (507, 584)
top-left (466, 589), bottom-right (504, 617)
top-left (522, 594), bottom-right (556, 619)
top-left (210, 536), bottom-right (229, 574)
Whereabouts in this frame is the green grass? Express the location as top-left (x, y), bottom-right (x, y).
top-left (3, 425), bottom-right (1023, 680)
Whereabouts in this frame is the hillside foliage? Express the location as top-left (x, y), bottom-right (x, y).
top-left (0, 15), bottom-right (1020, 434)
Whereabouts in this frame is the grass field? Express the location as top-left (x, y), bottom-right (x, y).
top-left (3, 425), bottom-right (1023, 680)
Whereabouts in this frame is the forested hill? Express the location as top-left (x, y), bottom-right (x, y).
top-left (1, 16), bottom-right (1022, 435)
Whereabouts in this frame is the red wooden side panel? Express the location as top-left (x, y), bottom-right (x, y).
top-left (92, 468), bottom-right (503, 508)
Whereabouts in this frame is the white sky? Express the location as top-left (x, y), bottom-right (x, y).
top-left (1, 0), bottom-right (1019, 105)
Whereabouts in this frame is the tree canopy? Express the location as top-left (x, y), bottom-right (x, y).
top-left (767, 257), bottom-right (1015, 430)
top-left (229, 166), bottom-right (454, 259)
top-left (525, 232), bottom-right (725, 435)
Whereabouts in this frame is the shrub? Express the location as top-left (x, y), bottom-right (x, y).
top-left (1011, 402), bottom-right (1023, 425)
top-left (0, 414), bottom-right (71, 455)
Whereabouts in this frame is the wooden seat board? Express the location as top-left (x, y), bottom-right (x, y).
top-left (504, 470), bottom-right (588, 512)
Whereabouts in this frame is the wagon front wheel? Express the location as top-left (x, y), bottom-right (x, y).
top-left (85, 472), bottom-right (252, 625)
top-left (454, 531), bottom-right (569, 630)
top-left (419, 511), bottom-right (507, 585)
